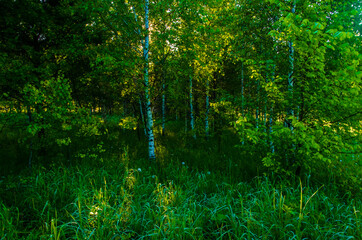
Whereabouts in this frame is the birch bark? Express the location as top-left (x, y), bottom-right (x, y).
top-left (285, 2), bottom-right (296, 165)
top-left (269, 62), bottom-right (275, 153)
top-left (256, 77), bottom-right (260, 130)
top-left (241, 62), bottom-right (245, 145)
top-left (144, 0), bottom-right (156, 160)
top-left (205, 78), bottom-right (210, 138)
top-left (162, 81), bottom-right (165, 136)
top-left (241, 62), bottom-right (245, 116)
top-left (139, 98), bottom-right (146, 136)
top-left (285, 3), bottom-right (296, 130)
top-left (189, 75), bottom-right (195, 138)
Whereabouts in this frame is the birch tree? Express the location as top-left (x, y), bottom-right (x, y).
top-left (285, 1), bottom-right (296, 131)
top-left (189, 75), bottom-right (196, 138)
top-left (143, 0), bottom-right (156, 160)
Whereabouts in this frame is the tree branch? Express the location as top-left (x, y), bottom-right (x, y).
top-left (330, 111), bottom-right (362, 124)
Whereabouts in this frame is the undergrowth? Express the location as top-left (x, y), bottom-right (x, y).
top-left (0, 117), bottom-right (361, 239)
top-left (1, 158), bottom-right (361, 239)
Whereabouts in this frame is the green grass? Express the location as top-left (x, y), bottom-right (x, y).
top-left (0, 116), bottom-right (361, 239)
top-left (1, 158), bottom-right (361, 239)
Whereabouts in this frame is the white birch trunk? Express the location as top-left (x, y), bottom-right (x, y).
top-left (285, 3), bottom-right (296, 130)
top-left (205, 78), bottom-right (210, 138)
top-left (162, 82), bottom-right (165, 136)
top-left (287, 40), bottom-right (294, 125)
top-left (285, 2), bottom-right (296, 165)
top-left (27, 106), bottom-right (33, 170)
top-left (269, 63), bottom-right (275, 153)
top-left (144, 0), bottom-right (156, 160)
top-left (189, 75), bottom-right (195, 138)
top-left (256, 77), bottom-right (260, 130)
top-left (133, 5), bottom-right (146, 137)
top-left (241, 62), bottom-right (245, 145)
top-left (264, 66), bottom-right (268, 132)
top-left (139, 98), bottom-right (146, 136)
top-left (185, 101), bottom-right (188, 133)
top-left (241, 62), bottom-right (245, 116)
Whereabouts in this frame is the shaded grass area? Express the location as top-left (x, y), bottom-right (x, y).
top-left (1, 116), bottom-right (361, 239)
top-left (0, 116), bottom-right (29, 176)
top-left (0, 114), bottom-right (260, 180)
top-left (1, 160), bottom-right (361, 239)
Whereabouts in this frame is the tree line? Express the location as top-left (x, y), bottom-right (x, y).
top-left (0, 0), bottom-right (361, 174)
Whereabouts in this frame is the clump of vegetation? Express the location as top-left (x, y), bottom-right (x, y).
top-left (1, 0), bottom-right (361, 239)
top-left (1, 158), bottom-right (361, 239)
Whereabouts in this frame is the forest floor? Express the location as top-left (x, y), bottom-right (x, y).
top-left (0, 118), bottom-right (361, 239)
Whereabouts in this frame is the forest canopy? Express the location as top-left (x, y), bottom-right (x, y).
top-left (1, 0), bottom-right (360, 172)
top-left (0, 0), bottom-right (361, 239)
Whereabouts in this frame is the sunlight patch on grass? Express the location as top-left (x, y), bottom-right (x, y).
top-left (0, 161), bottom-right (361, 239)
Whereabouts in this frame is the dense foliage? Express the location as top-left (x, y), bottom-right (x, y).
top-left (0, 0), bottom-right (361, 238)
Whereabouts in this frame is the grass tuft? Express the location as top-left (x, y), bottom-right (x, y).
top-left (1, 159), bottom-right (361, 239)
